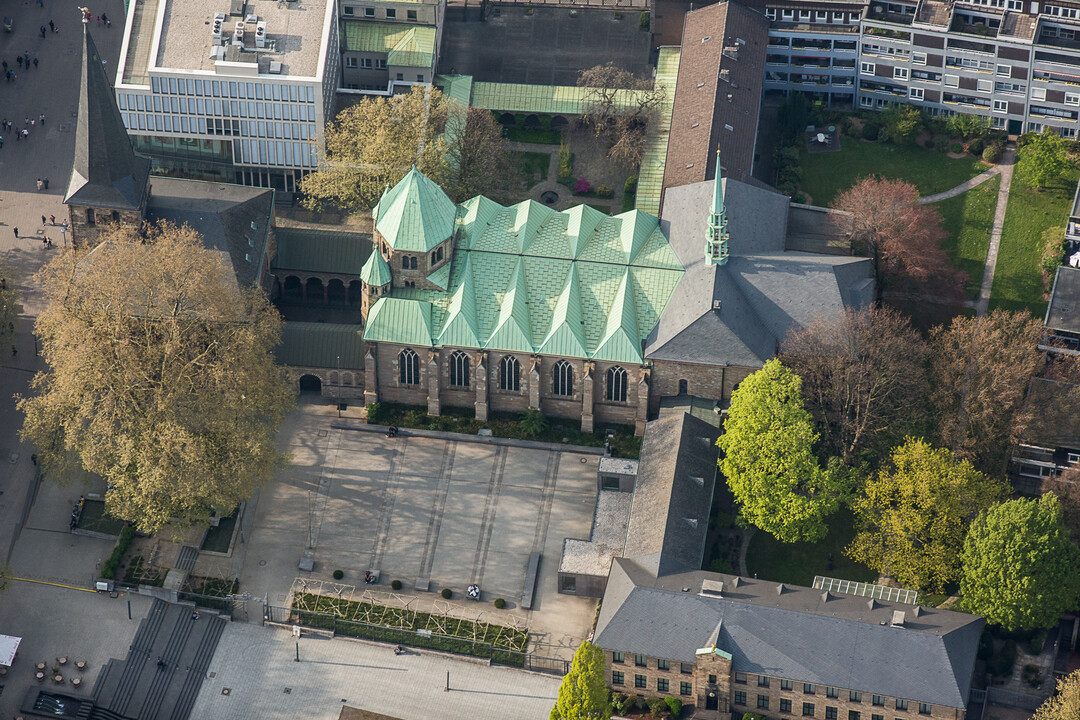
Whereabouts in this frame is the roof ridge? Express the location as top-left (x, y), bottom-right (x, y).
top-left (593, 268), bottom-right (641, 363)
top-left (565, 205), bottom-right (605, 259)
top-left (538, 263), bottom-right (586, 357)
top-left (438, 253), bottom-right (480, 346)
top-left (486, 256), bottom-right (534, 353)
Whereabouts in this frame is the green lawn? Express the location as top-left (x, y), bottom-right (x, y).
top-left (745, 510), bottom-right (877, 587)
top-left (510, 151), bottom-right (550, 186)
top-left (800, 140), bottom-right (986, 207)
top-left (933, 175), bottom-right (999, 300)
top-left (991, 164), bottom-right (1079, 316)
top-left (498, 113), bottom-right (562, 145)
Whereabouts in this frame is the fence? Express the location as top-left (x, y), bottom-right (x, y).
top-left (986, 687), bottom-right (1047, 711)
top-left (265, 605), bottom-right (568, 676)
top-left (178, 590), bottom-right (235, 613)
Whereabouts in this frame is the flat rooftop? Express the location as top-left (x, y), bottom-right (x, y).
top-left (1046, 266), bottom-right (1080, 334)
top-left (559, 490), bottom-right (633, 577)
top-left (155, 0), bottom-right (329, 77)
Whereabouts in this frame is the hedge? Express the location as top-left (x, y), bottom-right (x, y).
top-left (99, 525), bottom-right (136, 579)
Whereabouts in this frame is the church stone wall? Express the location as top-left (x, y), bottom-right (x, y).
top-left (649, 359), bottom-right (758, 415)
top-left (67, 207), bottom-right (144, 247)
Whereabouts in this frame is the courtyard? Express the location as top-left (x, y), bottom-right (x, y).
top-left (239, 399), bottom-right (603, 660)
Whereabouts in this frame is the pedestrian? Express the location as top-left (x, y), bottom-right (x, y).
top-left (39, 113), bottom-right (45, 125)
top-left (105, 15), bottom-right (110, 27)
top-left (0, 136), bottom-right (4, 149)
top-left (39, 26), bottom-right (46, 38)
top-left (29, 119), bottom-right (34, 128)
top-left (44, 177), bottom-right (49, 189)
top-left (14, 129), bottom-right (19, 141)
top-left (49, 214), bottom-right (54, 224)
top-left (10, 346), bottom-right (15, 357)
top-left (30, 454), bottom-right (36, 466)
top-left (21, 129), bottom-right (28, 139)
top-left (32, 58), bottom-right (38, 69)
top-left (12, 227), bottom-right (18, 238)
top-left (24, 51), bottom-right (29, 64)
top-left (1, 62), bottom-right (6, 72)
top-left (16, 56), bottom-right (22, 68)
top-left (23, 117), bottom-right (28, 126)
top-left (41, 215), bottom-right (46, 226)
top-left (36, 179), bottom-right (43, 191)
top-left (48, 20), bottom-right (54, 32)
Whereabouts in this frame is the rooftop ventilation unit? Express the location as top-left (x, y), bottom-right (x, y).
top-left (891, 610), bottom-right (906, 627)
top-left (700, 579), bottom-right (725, 598)
top-left (255, 20), bottom-right (267, 47)
top-left (776, 583), bottom-right (786, 595)
top-left (233, 20), bottom-right (245, 45)
top-left (212, 12), bottom-right (226, 42)
top-left (245, 13), bottom-right (259, 23)
top-left (269, 61), bottom-right (282, 73)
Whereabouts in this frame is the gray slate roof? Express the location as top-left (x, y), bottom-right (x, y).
top-left (276, 322), bottom-right (365, 370)
top-left (645, 179), bottom-right (874, 367)
top-left (621, 412), bottom-right (719, 577)
top-left (64, 28), bottom-right (151, 211)
top-left (271, 228), bottom-right (374, 276)
top-left (595, 560), bottom-right (983, 710)
top-left (145, 178), bottom-right (274, 288)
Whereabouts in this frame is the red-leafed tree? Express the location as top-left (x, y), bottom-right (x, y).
top-left (833, 175), bottom-right (962, 293)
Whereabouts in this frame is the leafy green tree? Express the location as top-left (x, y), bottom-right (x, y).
top-left (1032, 670), bottom-right (1080, 720)
top-left (520, 408), bottom-right (548, 439)
top-left (946, 113), bottom-right (991, 140)
top-left (883, 104), bottom-right (923, 144)
top-left (551, 641), bottom-right (610, 720)
top-left (718, 359), bottom-right (847, 543)
top-left (848, 438), bottom-right (1009, 591)
top-left (19, 222), bottom-right (295, 534)
top-left (1019, 129), bottom-right (1071, 190)
top-left (961, 494), bottom-right (1080, 630)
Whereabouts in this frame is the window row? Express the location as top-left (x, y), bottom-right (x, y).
top-left (612, 652), bottom-right (692, 673)
top-left (397, 349), bottom-right (630, 401)
top-left (121, 112), bottom-right (317, 144)
top-left (610, 671), bottom-right (693, 695)
top-left (149, 76), bottom-right (316, 103)
top-left (733, 675), bottom-right (931, 716)
top-left (343, 5), bottom-right (419, 20)
top-left (735, 696), bottom-right (930, 718)
top-left (119, 93), bottom-right (317, 123)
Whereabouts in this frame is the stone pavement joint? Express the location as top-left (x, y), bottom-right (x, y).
top-left (471, 445), bottom-right (507, 587)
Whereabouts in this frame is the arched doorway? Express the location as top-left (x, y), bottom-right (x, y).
top-left (499, 112), bottom-right (515, 126)
top-left (299, 374), bottom-right (322, 393)
top-left (550, 115), bottom-right (569, 130)
top-left (348, 280), bottom-right (363, 305)
top-left (305, 277), bottom-right (325, 303)
top-left (283, 276), bottom-right (303, 302)
top-left (327, 278), bottom-right (347, 304)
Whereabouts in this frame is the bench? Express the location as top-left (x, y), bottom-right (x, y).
top-left (521, 552), bottom-right (541, 610)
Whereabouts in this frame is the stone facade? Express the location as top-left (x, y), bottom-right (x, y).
top-left (67, 204), bottom-right (146, 247)
top-left (649, 359), bottom-right (757, 416)
top-left (365, 341), bottom-right (651, 431)
top-left (286, 366), bottom-right (365, 399)
top-left (603, 651), bottom-right (966, 720)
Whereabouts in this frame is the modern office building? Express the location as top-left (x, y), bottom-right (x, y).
top-left (115, 0), bottom-right (340, 191)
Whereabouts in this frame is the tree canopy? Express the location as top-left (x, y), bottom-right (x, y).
top-left (578, 63), bottom-right (665, 169)
top-left (833, 176), bottom-right (960, 290)
top-left (1032, 670), bottom-right (1080, 720)
top-left (19, 222), bottom-right (295, 534)
top-left (299, 87), bottom-right (514, 211)
top-left (781, 307), bottom-right (930, 465)
top-left (550, 641), bottom-right (610, 720)
top-left (961, 494), bottom-right (1080, 631)
top-left (929, 310), bottom-right (1045, 477)
top-left (1019, 128), bottom-right (1071, 190)
top-left (718, 359), bottom-right (848, 543)
top-left (848, 438), bottom-right (1009, 591)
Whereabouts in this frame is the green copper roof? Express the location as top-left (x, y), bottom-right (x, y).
top-left (365, 297), bottom-right (433, 347)
top-left (360, 250), bottom-right (392, 287)
top-left (341, 22), bottom-right (435, 68)
top-left (427, 260), bottom-right (451, 290)
top-left (636, 46), bottom-right (681, 216)
top-left (276, 322), bottom-right (365, 370)
top-left (438, 253), bottom-right (480, 347)
top-left (361, 170), bottom-right (685, 363)
top-left (374, 167), bottom-right (457, 252)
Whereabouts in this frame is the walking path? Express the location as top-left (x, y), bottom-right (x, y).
top-left (918, 163), bottom-right (1002, 204)
top-left (975, 145), bottom-right (1016, 316)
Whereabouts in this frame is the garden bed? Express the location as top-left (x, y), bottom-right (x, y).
top-left (201, 509), bottom-right (238, 553)
top-left (498, 113), bottom-right (562, 145)
top-left (366, 402), bottom-right (641, 459)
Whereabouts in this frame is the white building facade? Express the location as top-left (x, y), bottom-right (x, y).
top-left (115, 0), bottom-right (339, 192)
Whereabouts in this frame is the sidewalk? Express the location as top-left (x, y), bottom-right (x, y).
top-left (975, 145), bottom-right (1016, 316)
top-left (190, 622), bottom-right (561, 720)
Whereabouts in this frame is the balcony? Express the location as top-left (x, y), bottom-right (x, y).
top-left (791, 56), bottom-right (832, 68)
top-left (950, 16), bottom-right (1001, 38)
top-left (862, 25), bottom-right (913, 41)
top-left (772, 21), bottom-right (859, 35)
top-left (864, 6), bottom-right (916, 25)
top-left (914, 0), bottom-right (952, 27)
top-left (861, 80), bottom-right (908, 96)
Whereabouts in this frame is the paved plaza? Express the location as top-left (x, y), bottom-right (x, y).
top-left (191, 622), bottom-right (561, 720)
top-left (240, 399), bottom-right (603, 659)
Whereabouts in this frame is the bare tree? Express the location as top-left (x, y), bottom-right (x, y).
top-left (577, 63), bottom-right (665, 170)
top-left (781, 307), bottom-right (930, 464)
top-left (443, 108), bottom-right (515, 202)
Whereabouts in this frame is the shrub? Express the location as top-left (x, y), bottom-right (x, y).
top-left (493, 598), bottom-right (506, 609)
top-left (624, 175), bottom-right (637, 194)
top-left (793, 193), bottom-right (806, 204)
top-left (612, 693), bottom-right (631, 714)
top-left (951, 142), bottom-right (964, 154)
top-left (558, 142), bottom-right (572, 181)
top-left (924, 137), bottom-right (935, 149)
top-left (933, 134), bottom-right (950, 152)
top-left (743, 714), bottom-right (768, 720)
top-left (1029, 629), bottom-right (1048, 655)
top-left (441, 587), bottom-right (453, 599)
top-left (597, 184), bottom-right (614, 199)
top-left (1041, 226), bottom-right (1067, 279)
top-left (100, 525), bottom-right (136, 579)
top-left (647, 697), bottom-right (671, 718)
top-left (1023, 663), bottom-right (1042, 687)
top-left (841, 117), bottom-right (858, 138)
top-left (520, 408), bottom-right (548, 438)
top-left (366, 402), bottom-right (384, 424)
top-left (573, 178), bottom-right (591, 194)
top-left (709, 557), bottom-right (734, 573)
top-left (983, 144), bottom-right (1002, 163)
top-left (861, 121), bottom-right (881, 141)
top-left (332, 569), bottom-right (344, 580)
top-left (978, 630), bottom-right (995, 661)
top-left (666, 697), bottom-right (683, 717)
top-left (638, 10), bottom-right (650, 30)
top-left (778, 165), bottom-right (803, 185)
top-left (968, 137), bottom-right (985, 155)
top-left (391, 579), bottom-right (402, 590)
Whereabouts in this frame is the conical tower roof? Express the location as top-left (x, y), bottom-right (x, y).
top-left (64, 27), bottom-right (150, 211)
top-left (374, 168), bottom-right (457, 253)
top-left (360, 250), bottom-right (392, 287)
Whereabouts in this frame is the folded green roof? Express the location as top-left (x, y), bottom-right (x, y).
top-left (374, 167), bottom-right (457, 253)
top-left (341, 22), bottom-right (435, 68)
top-left (360, 250), bottom-right (392, 287)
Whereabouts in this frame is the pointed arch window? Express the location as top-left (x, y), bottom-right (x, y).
top-left (449, 350), bottom-right (471, 388)
top-left (500, 355), bottom-right (520, 392)
top-left (399, 348), bottom-right (420, 385)
top-left (553, 360), bottom-right (574, 397)
top-left (606, 366), bottom-right (628, 402)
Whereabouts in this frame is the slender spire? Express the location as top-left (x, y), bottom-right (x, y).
top-left (705, 147), bottom-right (729, 266)
top-left (64, 25), bottom-right (150, 211)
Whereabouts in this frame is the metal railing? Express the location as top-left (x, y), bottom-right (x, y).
top-left (265, 604), bottom-right (568, 676)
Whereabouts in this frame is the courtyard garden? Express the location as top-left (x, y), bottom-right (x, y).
top-left (992, 163), bottom-right (1080, 316)
top-left (744, 511), bottom-right (876, 588)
